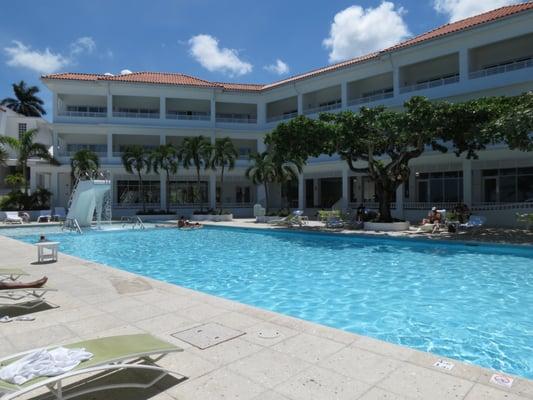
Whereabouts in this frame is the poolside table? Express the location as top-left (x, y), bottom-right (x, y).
top-left (36, 241), bottom-right (59, 263)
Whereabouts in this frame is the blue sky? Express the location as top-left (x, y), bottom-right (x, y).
top-left (0, 0), bottom-right (520, 117)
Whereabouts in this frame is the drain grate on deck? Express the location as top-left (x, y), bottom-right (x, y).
top-left (172, 322), bottom-right (245, 349)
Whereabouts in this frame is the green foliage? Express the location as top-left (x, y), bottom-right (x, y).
top-left (267, 94), bottom-right (533, 222)
top-left (1, 81), bottom-right (46, 117)
top-left (211, 137), bottom-right (238, 211)
top-left (516, 212), bottom-right (533, 229)
top-left (121, 145), bottom-right (150, 212)
top-left (4, 173), bottom-right (25, 189)
top-left (0, 188), bottom-right (52, 211)
top-left (181, 136), bottom-right (212, 209)
top-left (71, 149), bottom-right (100, 180)
top-left (149, 144), bottom-right (180, 212)
top-left (318, 210), bottom-right (341, 222)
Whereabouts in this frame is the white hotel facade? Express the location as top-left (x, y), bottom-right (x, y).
top-left (37, 3), bottom-right (533, 226)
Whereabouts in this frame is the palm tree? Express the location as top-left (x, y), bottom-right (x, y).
top-left (0, 137), bottom-right (12, 167)
top-left (181, 136), bottom-right (212, 209)
top-left (2, 129), bottom-right (59, 195)
top-left (1, 81), bottom-right (46, 117)
top-left (71, 149), bottom-right (100, 182)
top-left (149, 144), bottom-right (180, 213)
top-left (121, 145), bottom-right (150, 213)
top-left (211, 137), bottom-right (238, 210)
top-left (245, 152), bottom-right (277, 212)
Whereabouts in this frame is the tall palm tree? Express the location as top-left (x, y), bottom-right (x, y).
top-left (71, 149), bottom-right (100, 182)
top-left (0, 137), bottom-right (12, 167)
top-left (1, 81), bottom-right (46, 117)
top-left (2, 129), bottom-right (59, 195)
top-left (121, 145), bottom-right (150, 213)
top-left (181, 136), bottom-right (212, 209)
top-left (211, 137), bottom-right (238, 209)
top-left (245, 152), bottom-right (277, 212)
top-left (149, 144), bottom-right (180, 213)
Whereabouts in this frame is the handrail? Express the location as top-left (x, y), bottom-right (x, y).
top-left (348, 92), bottom-right (393, 106)
top-left (266, 112), bottom-right (298, 123)
top-left (58, 111), bottom-right (107, 118)
top-left (135, 216), bottom-right (146, 229)
top-left (400, 74), bottom-right (459, 94)
top-left (469, 57), bottom-right (532, 79)
top-left (303, 102), bottom-right (341, 115)
top-left (63, 218), bottom-right (82, 234)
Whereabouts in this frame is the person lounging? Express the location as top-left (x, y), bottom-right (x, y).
top-left (0, 276), bottom-right (48, 290)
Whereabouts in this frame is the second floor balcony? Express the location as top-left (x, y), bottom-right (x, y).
top-left (215, 101), bottom-right (257, 124)
top-left (112, 95), bottom-right (160, 119)
top-left (266, 96), bottom-right (298, 123)
top-left (348, 72), bottom-right (394, 106)
top-left (303, 85), bottom-right (342, 115)
top-left (399, 53), bottom-right (460, 94)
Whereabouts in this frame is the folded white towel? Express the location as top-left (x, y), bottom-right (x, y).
top-left (0, 347), bottom-right (93, 385)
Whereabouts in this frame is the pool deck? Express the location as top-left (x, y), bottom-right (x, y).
top-left (0, 232), bottom-right (532, 400)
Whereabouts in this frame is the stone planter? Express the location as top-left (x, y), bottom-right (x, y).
top-left (364, 221), bottom-right (410, 231)
top-left (191, 214), bottom-right (233, 222)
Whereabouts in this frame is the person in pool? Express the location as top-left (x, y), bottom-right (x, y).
top-left (177, 216), bottom-right (202, 229)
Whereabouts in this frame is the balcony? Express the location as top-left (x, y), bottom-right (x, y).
top-left (347, 72), bottom-right (394, 107)
top-left (302, 85), bottom-right (342, 115)
top-left (59, 106), bottom-right (107, 118)
top-left (112, 135), bottom-right (159, 157)
top-left (166, 111), bottom-right (210, 121)
top-left (399, 74), bottom-right (459, 94)
top-left (58, 144), bottom-right (107, 158)
top-left (399, 53), bottom-right (459, 94)
top-left (266, 96), bottom-right (298, 123)
top-left (348, 90), bottom-right (393, 106)
top-left (113, 110), bottom-right (160, 119)
top-left (216, 102), bottom-right (257, 124)
top-left (469, 56), bottom-right (533, 79)
top-left (112, 95), bottom-right (160, 119)
top-left (57, 94), bottom-right (107, 119)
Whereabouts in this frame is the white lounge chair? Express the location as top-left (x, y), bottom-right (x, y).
top-left (0, 287), bottom-right (57, 309)
top-left (36, 210), bottom-right (52, 223)
top-left (53, 207), bottom-right (66, 221)
top-left (459, 215), bottom-right (486, 229)
top-left (253, 204), bottom-right (266, 222)
top-left (0, 334), bottom-right (183, 400)
top-left (0, 268), bottom-right (29, 282)
top-left (3, 212), bottom-right (22, 224)
top-left (325, 216), bottom-right (344, 229)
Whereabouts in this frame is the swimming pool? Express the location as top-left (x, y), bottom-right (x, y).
top-left (4, 226), bottom-right (533, 378)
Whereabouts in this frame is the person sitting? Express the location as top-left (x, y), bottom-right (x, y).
top-left (177, 216), bottom-right (202, 229)
top-left (0, 276), bottom-right (48, 290)
top-left (422, 207), bottom-right (442, 225)
top-left (356, 204), bottom-right (365, 222)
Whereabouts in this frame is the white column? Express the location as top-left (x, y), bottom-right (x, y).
top-left (209, 172), bottom-right (217, 209)
top-left (107, 133), bottom-right (113, 160)
top-left (159, 96), bottom-right (165, 120)
top-left (341, 167), bottom-right (349, 210)
top-left (29, 168), bottom-right (37, 193)
top-left (459, 48), bottom-right (469, 82)
top-left (257, 137), bottom-right (266, 153)
top-left (52, 131), bottom-right (59, 158)
top-left (313, 178), bottom-right (319, 208)
top-left (463, 159), bottom-right (473, 206)
top-left (395, 183), bottom-right (404, 219)
top-left (159, 134), bottom-right (167, 211)
top-left (297, 94), bottom-right (303, 115)
top-left (257, 102), bottom-right (266, 126)
top-left (50, 171), bottom-right (58, 208)
top-left (341, 81), bottom-right (348, 109)
top-left (298, 173), bottom-right (305, 210)
top-left (210, 95), bottom-right (216, 125)
top-left (53, 93), bottom-right (58, 120)
top-left (107, 93), bottom-right (113, 118)
top-left (393, 66), bottom-right (401, 97)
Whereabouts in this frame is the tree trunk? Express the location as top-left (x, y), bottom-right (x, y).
top-left (138, 170), bottom-right (145, 213)
top-left (166, 170), bottom-right (170, 213)
top-left (22, 161), bottom-right (28, 195)
top-left (375, 180), bottom-right (394, 222)
top-left (220, 164), bottom-right (225, 212)
top-left (196, 166), bottom-right (202, 211)
top-left (264, 182), bottom-right (269, 213)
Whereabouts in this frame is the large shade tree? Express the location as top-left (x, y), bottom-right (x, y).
top-left (1, 81), bottom-right (46, 117)
top-left (121, 145), bottom-right (150, 213)
top-left (210, 137), bottom-right (238, 210)
top-left (266, 94), bottom-right (533, 222)
top-left (181, 136), bottom-right (212, 209)
top-left (149, 144), bottom-right (180, 213)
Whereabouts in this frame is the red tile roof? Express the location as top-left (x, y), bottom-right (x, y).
top-left (42, 2), bottom-right (533, 92)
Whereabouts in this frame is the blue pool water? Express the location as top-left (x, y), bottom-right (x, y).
top-left (5, 226), bottom-right (533, 378)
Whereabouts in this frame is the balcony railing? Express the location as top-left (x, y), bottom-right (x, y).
top-left (400, 74), bottom-right (459, 94)
top-left (166, 112), bottom-right (210, 121)
top-left (348, 91), bottom-right (394, 106)
top-left (58, 110), bottom-right (107, 118)
top-left (469, 57), bottom-right (533, 79)
top-left (216, 115), bottom-right (257, 124)
top-left (113, 111), bottom-right (160, 119)
top-left (58, 150), bottom-right (107, 158)
top-left (303, 102), bottom-right (342, 115)
top-left (471, 202), bottom-right (533, 211)
top-left (266, 111), bottom-right (298, 123)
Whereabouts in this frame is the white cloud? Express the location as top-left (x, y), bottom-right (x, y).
top-left (188, 34), bottom-right (252, 76)
top-left (433, 0), bottom-right (520, 22)
top-left (323, 2), bottom-right (411, 63)
top-left (4, 36), bottom-right (99, 75)
top-left (70, 36), bottom-right (96, 55)
top-left (4, 41), bottom-right (69, 74)
top-left (264, 59), bottom-right (289, 75)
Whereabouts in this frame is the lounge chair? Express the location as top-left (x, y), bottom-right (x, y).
top-left (0, 287), bottom-right (57, 309)
top-left (53, 207), bottom-right (66, 221)
top-left (3, 212), bottom-right (22, 225)
top-left (459, 215), bottom-right (486, 229)
top-left (0, 334), bottom-right (183, 400)
top-left (37, 210), bottom-right (52, 223)
top-left (253, 204), bottom-right (266, 222)
top-left (325, 216), bottom-right (344, 229)
top-left (0, 269), bottom-right (29, 282)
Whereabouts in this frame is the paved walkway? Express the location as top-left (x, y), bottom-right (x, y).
top-left (0, 233), bottom-right (532, 400)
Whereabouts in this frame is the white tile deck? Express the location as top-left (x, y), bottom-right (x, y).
top-left (0, 231), bottom-right (532, 400)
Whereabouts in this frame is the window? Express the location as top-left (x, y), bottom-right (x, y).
top-left (168, 181), bottom-right (207, 204)
top-left (482, 167), bottom-right (533, 202)
top-left (416, 171), bottom-right (463, 202)
top-left (238, 147), bottom-right (252, 159)
top-left (116, 180), bottom-right (160, 205)
top-left (18, 123), bottom-right (27, 135)
top-left (235, 186), bottom-right (251, 204)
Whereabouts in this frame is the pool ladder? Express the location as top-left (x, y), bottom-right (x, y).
top-left (62, 218), bottom-right (82, 234)
top-left (121, 216), bottom-right (146, 230)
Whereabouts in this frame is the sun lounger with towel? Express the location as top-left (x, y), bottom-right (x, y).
top-left (0, 269), bottom-right (29, 282)
top-left (3, 212), bottom-right (23, 225)
top-left (0, 287), bottom-right (57, 309)
top-left (0, 334), bottom-right (183, 400)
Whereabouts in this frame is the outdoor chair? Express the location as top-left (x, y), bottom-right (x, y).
top-left (459, 215), bottom-right (487, 229)
top-left (0, 287), bottom-right (57, 309)
top-left (53, 207), bottom-right (66, 221)
top-left (0, 269), bottom-right (29, 282)
top-left (36, 210), bottom-right (52, 223)
top-left (3, 212), bottom-right (23, 224)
